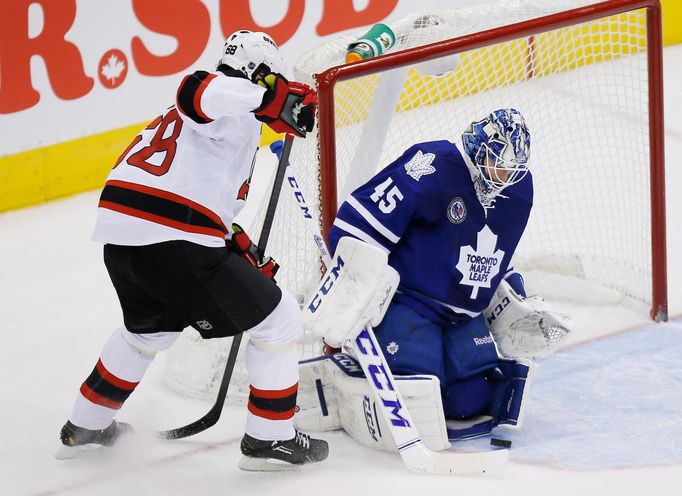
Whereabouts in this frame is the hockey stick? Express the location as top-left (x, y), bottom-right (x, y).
top-left (352, 325), bottom-right (508, 475)
top-left (159, 135), bottom-right (294, 440)
top-left (271, 142), bottom-right (508, 474)
top-left (269, 139), bottom-right (333, 266)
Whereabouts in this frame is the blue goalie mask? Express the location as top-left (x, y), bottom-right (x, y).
top-left (462, 108), bottom-right (531, 202)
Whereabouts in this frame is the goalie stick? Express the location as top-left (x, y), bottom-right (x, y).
top-left (270, 141), bottom-right (508, 475)
top-left (158, 135), bottom-right (294, 440)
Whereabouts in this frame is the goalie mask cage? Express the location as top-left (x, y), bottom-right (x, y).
top-left (164, 0), bottom-right (666, 402)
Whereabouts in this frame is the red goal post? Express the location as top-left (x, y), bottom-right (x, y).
top-left (310, 0), bottom-right (666, 321)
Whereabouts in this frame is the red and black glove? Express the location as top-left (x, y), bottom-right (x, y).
top-left (253, 73), bottom-right (317, 138)
top-left (226, 223), bottom-right (279, 280)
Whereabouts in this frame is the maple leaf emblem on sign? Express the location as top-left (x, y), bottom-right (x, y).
top-left (98, 49), bottom-right (128, 89)
top-left (404, 150), bottom-right (436, 181)
top-left (455, 225), bottom-right (505, 299)
top-left (101, 54), bottom-right (125, 83)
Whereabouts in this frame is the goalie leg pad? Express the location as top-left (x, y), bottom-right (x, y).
top-left (295, 354), bottom-right (450, 452)
top-left (295, 353), bottom-right (364, 432)
top-left (440, 315), bottom-right (534, 440)
top-left (488, 359), bottom-right (533, 427)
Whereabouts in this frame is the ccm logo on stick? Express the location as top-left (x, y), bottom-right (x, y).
top-left (356, 328), bottom-right (410, 428)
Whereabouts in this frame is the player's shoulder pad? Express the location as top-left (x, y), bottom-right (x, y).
top-left (176, 67), bottom-right (250, 125)
top-left (396, 140), bottom-right (460, 185)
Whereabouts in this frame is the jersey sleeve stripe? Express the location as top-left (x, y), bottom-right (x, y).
top-left (176, 71), bottom-right (216, 124)
top-left (346, 196), bottom-right (401, 243)
top-left (332, 218), bottom-right (390, 254)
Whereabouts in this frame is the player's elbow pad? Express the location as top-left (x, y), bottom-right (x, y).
top-left (176, 71), bottom-right (216, 124)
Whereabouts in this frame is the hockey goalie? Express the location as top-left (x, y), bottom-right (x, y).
top-left (296, 109), bottom-right (573, 452)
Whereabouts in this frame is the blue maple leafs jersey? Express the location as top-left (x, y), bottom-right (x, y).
top-left (328, 140), bottom-right (533, 325)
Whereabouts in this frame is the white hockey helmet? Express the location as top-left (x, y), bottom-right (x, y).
top-left (218, 30), bottom-right (287, 82)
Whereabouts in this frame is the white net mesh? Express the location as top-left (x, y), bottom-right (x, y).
top-left (164, 0), bottom-right (660, 401)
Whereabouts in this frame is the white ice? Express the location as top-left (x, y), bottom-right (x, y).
top-left (1, 45), bottom-right (682, 496)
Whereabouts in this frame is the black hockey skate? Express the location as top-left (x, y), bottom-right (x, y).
top-left (238, 430), bottom-right (329, 471)
top-left (55, 420), bottom-right (134, 459)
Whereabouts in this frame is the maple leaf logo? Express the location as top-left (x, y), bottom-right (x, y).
top-left (404, 150), bottom-right (436, 181)
top-left (101, 54), bottom-right (125, 83)
top-left (98, 49), bottom-right (128, 89)
top-left (455, 225), bottom-right (505, 299)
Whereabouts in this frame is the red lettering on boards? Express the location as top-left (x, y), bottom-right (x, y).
top-left (0, 0), bottom-right (93, 114)
top-left (131, 0), bottom-right (211, 76)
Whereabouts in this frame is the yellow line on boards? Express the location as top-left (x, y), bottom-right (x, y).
top-left (0, 122), bottom-right (283, 213)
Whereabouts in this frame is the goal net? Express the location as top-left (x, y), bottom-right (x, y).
top-left (164, 0), bottom-right (667, 402)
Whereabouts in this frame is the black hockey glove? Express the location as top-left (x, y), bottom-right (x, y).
top-left (253, 73), bottom-right (317, 138)
top-left (227, 223), bottom-right (279, 280)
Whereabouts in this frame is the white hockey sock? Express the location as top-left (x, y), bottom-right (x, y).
top-left (243, 290), bottom-right (302, 441)
top-left (244, 342), bottom-right (298, 441)
top-left (69, 328), bottom-right (161, 430)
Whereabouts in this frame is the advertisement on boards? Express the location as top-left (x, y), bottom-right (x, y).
top-left (0, 0), bottom-right (478, 156)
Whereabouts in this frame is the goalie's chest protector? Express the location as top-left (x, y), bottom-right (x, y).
top-left (384, 141), bottom-right (534, 321)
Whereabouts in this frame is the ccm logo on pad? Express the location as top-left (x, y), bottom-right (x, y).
top-left (306, 256), bottom-right (345, 313)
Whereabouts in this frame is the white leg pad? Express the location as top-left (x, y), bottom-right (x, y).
top-left (295, 354), bottom-right (450, 452)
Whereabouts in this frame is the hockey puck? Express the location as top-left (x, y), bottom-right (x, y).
top-left (490, 437), bottom-right (512, 448)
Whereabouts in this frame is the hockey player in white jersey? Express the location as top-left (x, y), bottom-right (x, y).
top-left (56, 30), bottom-right (328, 470)
top-left (297, 109), bottom-right (572, 449)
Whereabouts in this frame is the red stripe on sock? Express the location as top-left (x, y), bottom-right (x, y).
top-left (79, 383), bottom-right (123, 410)
top-left (249, 383), bottom-right (298, 399)
top-left (247, 402), bottom-right (295, 421)
top-left (95, 359), bottom-right (138, 391)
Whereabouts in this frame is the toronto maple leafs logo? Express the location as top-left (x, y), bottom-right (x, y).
top-left (455, 225), bottom-right (505, 299)
top-left (404, 150), bottom-right (436, 181)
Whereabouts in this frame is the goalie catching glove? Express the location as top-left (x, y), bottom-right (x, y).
top-left (484, 276), bottom-right (573, 360)
top-left (227, 223), bottom-right (279, 280)
top-left (253, 73), bottom-right (316, 138)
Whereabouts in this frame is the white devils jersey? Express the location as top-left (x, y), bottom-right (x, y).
top-left (92, 68), bottom-right (268, 247)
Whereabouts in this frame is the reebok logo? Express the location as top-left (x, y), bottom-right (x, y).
top-left (195, 320), bottom-right (213, 331)
top-left (474, 336), bottom-right (494, 346)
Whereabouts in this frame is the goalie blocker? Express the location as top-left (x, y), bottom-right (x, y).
top-left (299, 237), bottom-right (534, 448)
